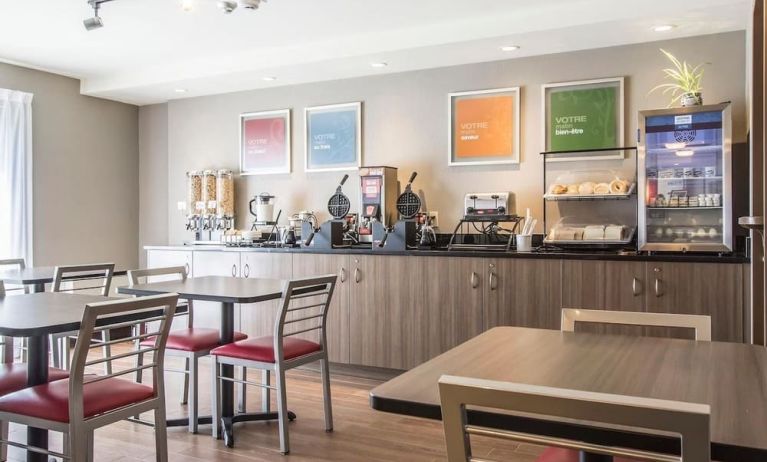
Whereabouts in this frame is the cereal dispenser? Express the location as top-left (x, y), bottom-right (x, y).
top-left (215, 169), bottom-right (235, 231)
top-left (185, 171), bottom-right (205, 239)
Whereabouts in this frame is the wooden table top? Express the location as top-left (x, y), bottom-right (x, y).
top-left (370, 326), bottom-right (767, 461)
top-left (117, 276), bottom-right (285, 304)
top-left (0, 266), bottom-right (127, 285)
top-left (0, 292), bottom-right (126, 336)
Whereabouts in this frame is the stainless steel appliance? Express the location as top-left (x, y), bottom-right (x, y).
top-left (303, 174), bottom-right (358, 249)
top-left (464, 193), bottom-right (510, 218)
top-left (358, 166), bottom-right (399, 243)
top-left (638, 103), bottom-right (732, 252)
top-left (374, 172), bottom-right (424, 251)
top-left (249, 192), bottom-right (276, 226)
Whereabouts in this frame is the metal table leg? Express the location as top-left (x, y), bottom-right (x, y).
top-left (26, 335), bottom-right (48, 462)
top-left (31, 283), bottom-right (45, 294)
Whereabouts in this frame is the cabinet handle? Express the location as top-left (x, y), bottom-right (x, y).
top-left (632, 277), bottom-right (640, 296)
top-left (654, 278), bottom-right (663, 297)
top-left (244, 264), bottom-right (250, 278)
top-left (340, 267), bottom-right (346, 283)
top-left (184, 262), bottom-right (190, 275)
top-left (489, 271), bottom-right (497, 291)
top-left (354, 268), bottom-right (361, 283)
top-left (231, 264), bottom-right (237, 277)
top-left (470, 271), bottom-right (479, 289)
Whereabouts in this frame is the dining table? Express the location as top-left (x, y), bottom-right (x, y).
top-left (0, 266), bottom-right (127, 294)
top-left (0, 292), bottom-right (167, 462)
top-left (370, 326), bottom-right (767, 462)
top-left (117, 275), bottom-right (288, 448)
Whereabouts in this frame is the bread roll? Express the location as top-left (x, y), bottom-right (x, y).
top-left (577, 182), bottom-right (595, 195)
top-left (566, 184), bottom-right (579, 194)
top-left (609, 179), bottom-right (629, 194)
top-left (583, 225), bottom-right (605, 240)
top-left (594, 183), bottom-right (611, 195)
top-left (549, 184), bottom-right (567, 195)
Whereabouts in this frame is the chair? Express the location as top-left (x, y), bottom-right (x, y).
top-left (210, 275), bottom-right (337, 454)
top-left (0, 259), bottom-right (28, 363)
top-left (560, 308), bottom-right (712, 341)
top-left (0, 293), bottom-right (179, 461)
top-left (438, 375), bottom-right (711, 462)
top-left (0, 281), bottom-right (71, 461)
top-left (50, 263), bottom-right (116, 374)
top-left (128, 266), bottom-right (248, 434)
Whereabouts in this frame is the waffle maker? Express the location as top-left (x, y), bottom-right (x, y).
top-left (303, 174), bottom-right (356, 249)
top-left (374, 172), bottom-right (424, 251)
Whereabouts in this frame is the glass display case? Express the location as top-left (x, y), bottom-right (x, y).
top-left (638, 103), bottom-right (732, 252)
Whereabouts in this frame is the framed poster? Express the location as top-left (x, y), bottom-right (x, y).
top-left (305, 102), bottom-right (362, 172)
top-left (448, 87), bottom-right (520, 166)
top-left (542, 77), bottom-right (624, 161)
top-left (240, 109), bottom-right (291, 175)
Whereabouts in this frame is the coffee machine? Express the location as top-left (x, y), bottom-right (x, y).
top-left (358, 166), bottom-right (399, 243)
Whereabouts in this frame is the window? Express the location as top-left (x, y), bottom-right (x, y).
top-left (0, 88), bottom-right (33, 263)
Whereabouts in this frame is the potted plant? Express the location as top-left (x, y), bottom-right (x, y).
top-left (650, 49), bottom-right (708, 107)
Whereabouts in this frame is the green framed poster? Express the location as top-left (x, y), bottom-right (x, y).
top-left (542, 77), bottom-right (624, 160)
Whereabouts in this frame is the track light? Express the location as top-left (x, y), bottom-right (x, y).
top-left (84, 0), bottom-right (115, 31)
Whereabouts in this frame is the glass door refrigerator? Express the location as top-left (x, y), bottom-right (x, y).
top-left (638, 103), bottom-right (732, 253)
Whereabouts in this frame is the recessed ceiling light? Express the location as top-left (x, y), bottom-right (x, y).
top-left (180, 0), bottom-right (195, 12)
top-left (262, 76), bottom-right (277, 81)
top-left (653, 24), bottom-right (676, 32)
top-left (174, 88), bottom-right (188, 94)
top-left (370, 62), bottom-right (388, 68)
top-left (500, 45), bottom-right (520, 52)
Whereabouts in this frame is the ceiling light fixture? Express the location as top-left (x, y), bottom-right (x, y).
top-left (180, 0), bottom-right (195, 12)
top-left (500, 45), bottom-right (520, 52)
top-left (653, 24), bottom-right (676, 32)
top-left (370, 62), bottom-right (388, 68)
top-left (217, 0), bottom-right (266, 14)
top-left (261, 76), bottom-right (277, 81)
top-left (83, 0), bottom-right (115, 31)
top-left (175, 88), bottom-right (188, 93)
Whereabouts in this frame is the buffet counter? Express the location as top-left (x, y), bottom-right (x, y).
top-left (145, 244), bottom-right (751, 370)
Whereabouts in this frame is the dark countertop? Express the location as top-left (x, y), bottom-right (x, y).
top-left (146, 244), bottom-right (750, 264)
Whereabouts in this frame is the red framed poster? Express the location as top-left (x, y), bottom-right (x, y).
top-left (240, 109), bottom-right (291, 175)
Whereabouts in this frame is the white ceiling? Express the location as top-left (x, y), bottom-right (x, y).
top-left (0, 0), bottom-right (749, 105)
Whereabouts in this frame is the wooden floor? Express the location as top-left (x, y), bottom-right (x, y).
top-left (4, 344), bottom-right (546, 461)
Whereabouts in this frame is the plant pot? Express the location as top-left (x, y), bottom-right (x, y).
top-left (681, 92), bottom-right (703, 107)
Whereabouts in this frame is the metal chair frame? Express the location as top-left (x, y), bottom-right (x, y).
top-left (211, 275), bottom-right (337, 454)
top-left (561, 308), bottom-right (712, 341)
top-left (438, 375), bottom-right (711, 462)
top-left (50, 264), bottom-right (116, 374)
top-left (0, 281), bottom-right (14, 462)
top-left (0, 293), bottom-right (178, 461)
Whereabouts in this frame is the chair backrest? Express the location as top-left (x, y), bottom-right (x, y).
top-left (0, 280), bottom-right (4, 298)
top-left (0, 258), bottom-right (27, 295)
top-left (561, 308), bottom-right (712, 341)
top-left (68, 293), bottom-right (179, 424)
top-left (128, 266), bottom-right (191, 325)
top-left (438, 375), bottom-right (711, 462)
top-left (52, 263), bottom-right (115, 296)
top-left (274, 275), bottom-right (337, 361)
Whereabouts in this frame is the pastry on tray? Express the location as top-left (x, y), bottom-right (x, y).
top-left (609, 179), bottom-right (630, 194)
top-left (604, 225), bottom-right (626, 240)
top-left (549, 184), bottom-right (568, 195)
top-left (593, 183), bottom-right (611, 195)
top-left (583, 225), bottom-right (605, 240)
top-left (577, 182), bottom-right (595, 195)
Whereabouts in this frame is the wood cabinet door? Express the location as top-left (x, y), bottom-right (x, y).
top-left (645, 262), bottom-right (744, 342)
top-left (240, 252), bottom-right (293, 338)
top-left (292, 253), bottom-right (350, 364)
top-left (413, 257), bottom-right (485, 366)
top-left (191, 251), bottom-right (241, 329)
top-left (349, 255), bottom-right (426, 369)
top-left (485, 258), bottom-right (562, 330)
top-left (561, 260), bottom-right (646, 335)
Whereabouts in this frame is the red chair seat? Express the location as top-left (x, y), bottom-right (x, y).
top-left (537, 448), bottom-right (638, 462)
top-left (0, 364), bottom-right (68, 396)
top-left (0, 377), bottom-right (154, 423)
top-left (210, 336), bottom-right (322, 363)
top-left (140, 328), bottom-right (247, 352)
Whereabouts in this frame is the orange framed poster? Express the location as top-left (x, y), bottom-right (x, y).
top-left (448, 87), bottom-right (520, 166)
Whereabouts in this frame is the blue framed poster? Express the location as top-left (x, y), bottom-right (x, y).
top-left (305, 102), bottom-right (362, 172)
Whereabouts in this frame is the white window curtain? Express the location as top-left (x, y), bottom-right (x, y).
top-left (0, 89), bottom-right (33, 264)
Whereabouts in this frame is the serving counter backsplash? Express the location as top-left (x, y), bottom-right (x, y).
top-left (139, 31), bottom-right (746, 253)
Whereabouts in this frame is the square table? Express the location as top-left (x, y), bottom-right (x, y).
top-left (117, 275), bottom-right (287, 447)
top-left (0, 266), bottom-right (127, 294)
top-left (0, 292), bottom-right (163, 462)
top-left (370, 326), bottom-right (767, 462)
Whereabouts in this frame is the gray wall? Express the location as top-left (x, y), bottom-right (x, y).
top-left (0, 62), bottom-right (139, 268)
top-left (142, 31), bottom-right (746, 245)
top-left (138, 103), bottom-right (169, 266)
